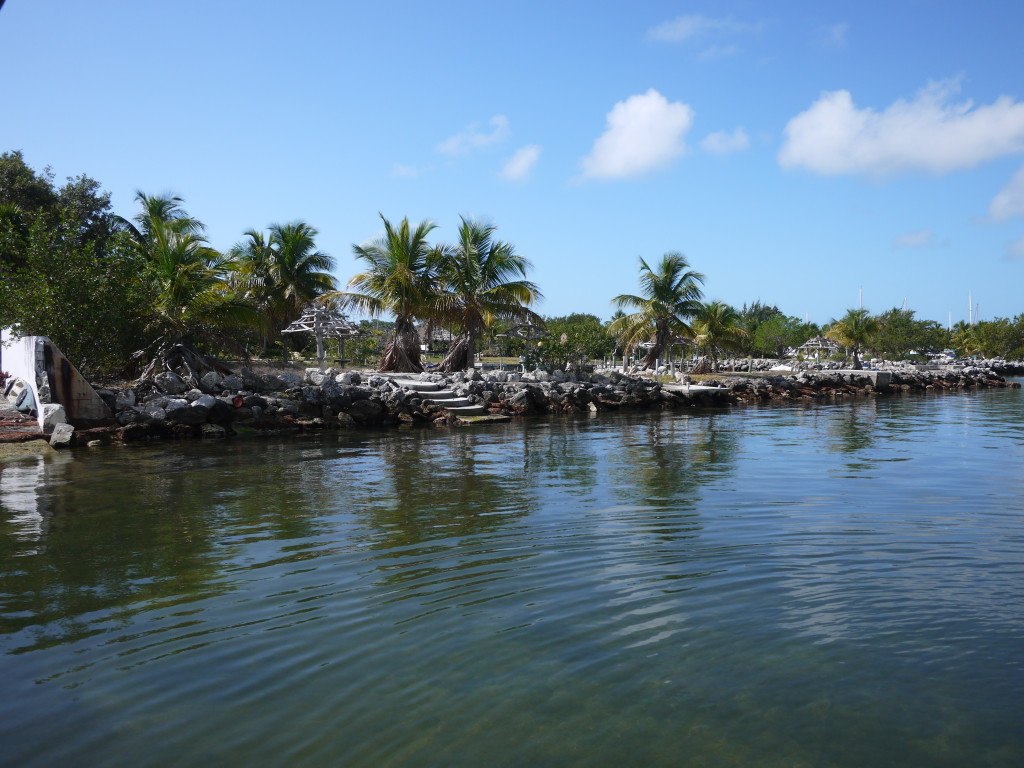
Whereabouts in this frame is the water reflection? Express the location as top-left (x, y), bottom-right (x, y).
top-left (0, 455), bottom-right (51, 551)
top-left (2, 395), bottom-right (1023, 768)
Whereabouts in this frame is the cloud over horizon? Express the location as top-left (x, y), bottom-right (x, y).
top-left (578, 89), bottom-right (694, 181)
top-left (437, 115), bottom-right (510, 155)
top-left (894, 229), bottom-right (935, 249)
top-left (700, 127), bottom-right (750, 155)
top-left (1007, 235), bottom-right (1024, 261)
top-left (815, 22), bottom-right (849, 49)
top-left (779, 79), bottom-right (1024, 177)
top-left (647, 14), bottom-right (756, 43)
top-left (989, 163), bottom-right (1024, 221)
top-left (500, 145), bottom-right (542, 182)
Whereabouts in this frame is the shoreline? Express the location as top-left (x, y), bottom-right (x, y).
top-left (2, 364), bottom-right (1019, 458)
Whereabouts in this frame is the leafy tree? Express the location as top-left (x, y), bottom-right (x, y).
top-left (738, 300), bottom-right (782, 354)
top-left (0, 150), bottom-right (57, 214)
top-left (825, 308), bottom-right (880, 369)
top-left (0, 153), bottom-right (150, 376)
top-left (435, 217), bottom-right (541, 372)
top-left (329, 215), bottom-right (441, 372)
top-left (608, 252), bottom-right (705, 369)
top-left (751, 313), bottom-right (814, 358)
top-left (952, 317), bottom-right (1024, 358)
top-left (874, 308), bottom-right (948, 358)
top-left (692, 301), bottom-right (748, 372)
top-left (543, 313), bottom-right (615, 369)
top-left (232, 221), bottom-right (337, 362)
top-left (118, 192), bottom-right (258, 379)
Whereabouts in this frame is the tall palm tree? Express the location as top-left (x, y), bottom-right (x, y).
top-left (232, 221), bottom-right (336, 362)
top-left (608, 253), bottom-right (705, 369)
top-left (692, 301), bottom-right (748, 372)
top-left (325, 214), bottom-right (440, 372)
top-left (435, 217), bottom-right (542, 372)
top-left (118, 193), bottom-right (257, 381)
top-left (825, 308), bottom-right (879, 369)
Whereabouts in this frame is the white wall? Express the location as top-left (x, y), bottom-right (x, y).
top-left (0, 328), bottom-right (47, 431)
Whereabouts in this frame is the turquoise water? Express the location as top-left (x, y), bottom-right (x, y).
top-left (2, 387), bottom-right (1023, 767)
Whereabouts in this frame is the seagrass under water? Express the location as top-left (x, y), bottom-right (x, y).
top-left (1, 386), bottom-right (1023, 767)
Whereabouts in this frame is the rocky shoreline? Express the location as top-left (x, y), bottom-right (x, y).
top-left (3, 362), bottom-right (1019, 453)
top-left (6, 362), bottom-right (1009, 449)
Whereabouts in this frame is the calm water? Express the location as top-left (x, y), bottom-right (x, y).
top-left (2, 386), bottom-right (1023, 767)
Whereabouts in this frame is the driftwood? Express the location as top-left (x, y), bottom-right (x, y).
top-left (135, 342), bottom-right (234, 389)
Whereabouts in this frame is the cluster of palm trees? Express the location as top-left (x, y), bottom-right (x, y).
top-left (118, 198), bottom-right (544, 376)
top-left (117, 193), bottom-right (960, 378)
top-left (116, 192), bottom-right (337, 375)
top-left (331, 214), bottom-right (542, 373)
top-left (608, 253), bottom-right (748, 372)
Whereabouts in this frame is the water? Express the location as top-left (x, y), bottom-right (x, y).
top-left (2, 387), bottom-right (1023, 767)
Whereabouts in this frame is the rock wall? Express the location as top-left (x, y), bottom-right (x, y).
top-left (78, 363), bottom-right (1018, 446)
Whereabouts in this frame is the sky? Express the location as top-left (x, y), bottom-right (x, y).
top-left (2, 0), bottom-right (1024, 326)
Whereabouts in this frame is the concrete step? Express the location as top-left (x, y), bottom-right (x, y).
top-left (390, 379), bottom-right (442, 392)
top-left (444, 404), bottom-right (488, 416)
top-left (421, 390), bottom-right (458, 400)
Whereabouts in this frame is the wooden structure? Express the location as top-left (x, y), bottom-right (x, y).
top-left (793, 336), bottom-right (840, 361)
top-left (282, 309), bottom-right (366, 369)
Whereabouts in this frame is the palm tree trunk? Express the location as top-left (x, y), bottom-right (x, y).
top-left (379, 315), bottom-right (423, 372)
top-left (439, 336), bottom-right (473, 372)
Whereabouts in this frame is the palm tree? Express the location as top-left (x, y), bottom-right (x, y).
top-left (325, 214), bottom-right (440, 372)
top-left (118, 193), bottom-right (257, 382)
top-left (825, 308), bottom-right (879, 369)
top-left (608, 253), bottom-right (705, 369)
top-left (692, 301), bottom-right (748, 372)
top-left (435, 218), bottom-right (542, 372)
top-left (232, 221), bottom-right (336, 362)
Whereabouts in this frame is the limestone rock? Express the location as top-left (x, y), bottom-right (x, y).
top-left (49, 423), bottom-right (74, 448)
top-left (41, 403), bottom-right (67, 429)
top-left (115, 389), bottom-right (137, 410)
top-left (154, 372), bottom-right (188, 395)
top-left (201, 423), bottom-right (226, 438)
top-left (200, 371), bottom-right (223, 392)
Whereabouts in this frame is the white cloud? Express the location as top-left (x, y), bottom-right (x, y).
top-left (647, 14), bottom-right (754, 42)
top-left (989, 163), bottom-right (1024, 221)
top-left (437, 115), bottom-right (510, 155)
top-left (894, 230), bottom-right (935, 248)
top-left (391, 163), bottom-right (421, 178)
top-left (779, 78), bottom-right (1024, 177)
top-left (698, 44), bottom-right (739, 60)
top-left (578, 89), bottom-right (694, 181)
top-left (700, 127), bottom-right (750, 155)
top-left (815, 23), bottom-right (848, 48)
top-left (1006, 235), bottom-right (1024, 261)
top-left (500, 145), bottom-right (541, 182)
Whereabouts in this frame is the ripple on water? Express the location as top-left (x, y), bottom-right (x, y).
top-left (2, 393), bottom-right (1024, 766)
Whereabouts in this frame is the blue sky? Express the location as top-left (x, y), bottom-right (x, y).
top-left (3, 0), bottom-right (1024, 326)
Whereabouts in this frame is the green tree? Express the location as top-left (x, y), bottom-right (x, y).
top-left (118, 193), bottom-right (257, 377)
top-left (738, 300), bottom-right (783, 355)
top-left (543, 314), bottom-right (615, 369)
top-left (874, 308), bottom-right (949, 359)
top-left (0, 153), bottom-right (150, 376)
top-left (692, 301), bottom-right (748, 372)
top-left (952, 317), bottom-right (1024, 358)
top-left (232, 221), bottom-right (337, 362)
top-left (435, 218), bottom-right (541, 373)
top-left (328, 215), bottom-right (441, 372)
top-left (825, 308), bottom-right (880, 369)
top-left (608, 252), bottom-right (705, 369)
top-left (751, 313), bottom-right (813, 358)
